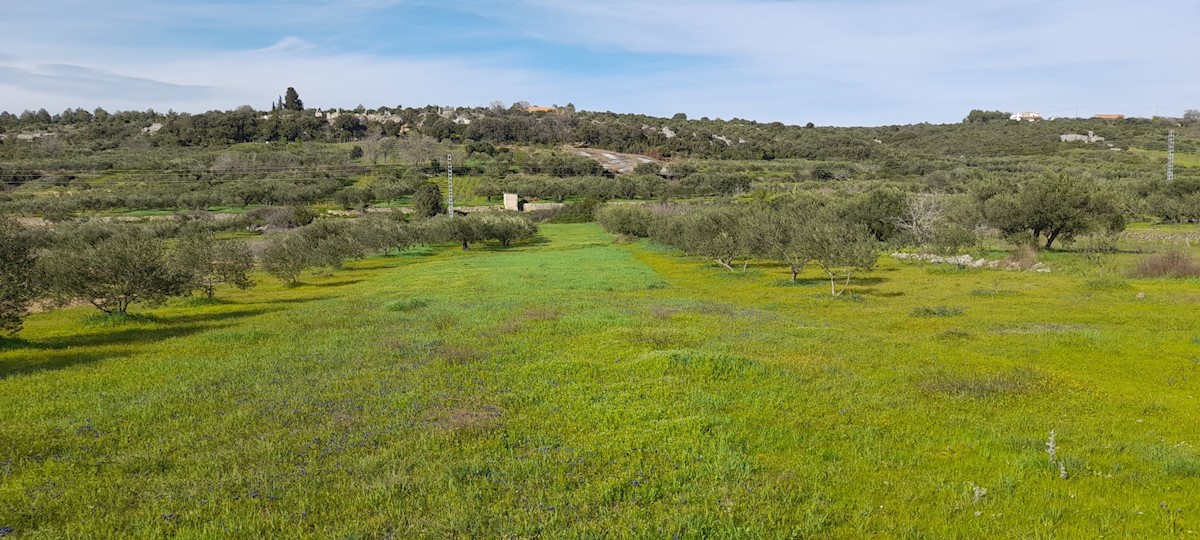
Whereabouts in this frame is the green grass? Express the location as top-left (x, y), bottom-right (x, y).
top-left (1130, 147), bottom-right (1200, 167)
top-left (3, 224), bottom-right (1200, 537)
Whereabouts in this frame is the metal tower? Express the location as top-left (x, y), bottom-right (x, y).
top-left (1167, 131), bottom-right (1176, 183)
top-left (447, 153), bottom-right (455, 217)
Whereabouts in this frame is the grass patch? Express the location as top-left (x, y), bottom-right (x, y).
top-left (969, 288), bottom-right (1018, 297)
top-left (917, 367), bottom-right (1049, 398)
top-left (1165, 456), bottom-right (1200, 478)
top-left (1083, 277), bottom-right (1131, 290)
top-left (911, 305), bottom-right (965, 317)
top-left (384, 298), bottom-right (431, 312)
top-left (655, 350), bottom-right (761, 381)
top-left (79, 312), bottom-right (161, 327)
top-left (938, 329), bottom-right (972, 340)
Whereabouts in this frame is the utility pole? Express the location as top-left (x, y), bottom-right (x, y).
top-left (446, 153), bottom-right (455, 217)
top-left (1168, 131), bottom-right (1176, 183)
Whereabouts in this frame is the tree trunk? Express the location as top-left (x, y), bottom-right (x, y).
top-left (1045, 227), bottom-right (1063, 250)
top-left (716, 258), bottom-right (734, 272)
top-left (791, 268), bottom-right (799, 282)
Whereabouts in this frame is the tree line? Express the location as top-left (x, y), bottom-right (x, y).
top-left (596, 170), bottom-right (1127, 292)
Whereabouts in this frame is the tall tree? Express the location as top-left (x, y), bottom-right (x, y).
top-left (283, 87), bottom-right (304, 111)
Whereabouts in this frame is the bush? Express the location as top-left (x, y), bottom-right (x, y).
top-left (544, 198), bottom-right (603, 224)
top-left (248, 206), bottom-right (314, 230)
top-left (596, 204), bottom-right (655, 238)
top-left (1131, 251), bottom-right (1200, 278)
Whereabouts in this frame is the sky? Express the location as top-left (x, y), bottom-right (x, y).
top-left (0, 0), bottom-right (1196, 126)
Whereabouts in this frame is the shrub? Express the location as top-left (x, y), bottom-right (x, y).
top-left (544, 198), bottom-right (603, 224)
top-left (1131, 251), bottom-right (1200, 278)
top-left (596, 204), bottom-right (655, 238)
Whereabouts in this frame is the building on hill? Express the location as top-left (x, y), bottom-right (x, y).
top-left (1010, 112), bottom-right (1043, 122)
top-left (526, 105), bottom-right (561, 114)
top-left (1094, 114), bottom-right (1125, 120)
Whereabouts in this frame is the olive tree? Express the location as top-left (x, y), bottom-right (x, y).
top-left (171, 234), bottom-right (255, 299)
top-left (596, 204), bottom-right (655, 238)
top-left (678, 206), bottom-right (750, 272)
top-left (977, 172), bottom-right (1125, 250)
top-left (353, 216), bottom-right (419, 255)
top-left (803, 218), bottom-right (879, 296)
top-left (742, 209), bottom-right (804, 281)
top-left (478, 212), bottom-right (538, 247)
top-left (260, 233), bottom-right (314, 285)
top-left (39, 228), bottom-right (187, 314)
top-left (441, 215), bottom-right (488, 250)
top-left (0, 219), bottom-right (39, 334)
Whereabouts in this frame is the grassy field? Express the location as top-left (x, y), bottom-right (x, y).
top-left (1130, 148), bottom-right (1200, 168)
top-left (3, 224), bottom-right (1200, 537)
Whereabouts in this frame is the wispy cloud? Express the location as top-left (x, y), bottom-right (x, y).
top-left (0, 65), bottom-right (216, 107)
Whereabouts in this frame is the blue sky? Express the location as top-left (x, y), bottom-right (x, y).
top-left (0, 0), bottom-right (1196, 125)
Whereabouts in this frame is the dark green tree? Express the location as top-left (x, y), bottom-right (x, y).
top-left (283, 87), bottom-right (304, 111)
top-left (412, 182), bottom-right (445, 218)
top-left (977, 172), bottom-right (1126, 250)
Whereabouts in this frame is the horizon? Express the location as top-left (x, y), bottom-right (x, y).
top-left (1, 0), bottom-right (1197, 127)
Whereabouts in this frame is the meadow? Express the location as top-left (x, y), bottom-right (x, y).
top-left (2, 223), bottom-right (1199, 537)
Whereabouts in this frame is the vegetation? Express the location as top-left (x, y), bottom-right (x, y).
top-left (3, 223), bottom-right (1199, 537)
top-left (171, 234), bottom-right (255, 299)
top-left (3, 95), bottom-right (1200, 536)
top-left (0, 219), bottom-right (40, 334)
top-left (38, 227), bottom-right (186, 314)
